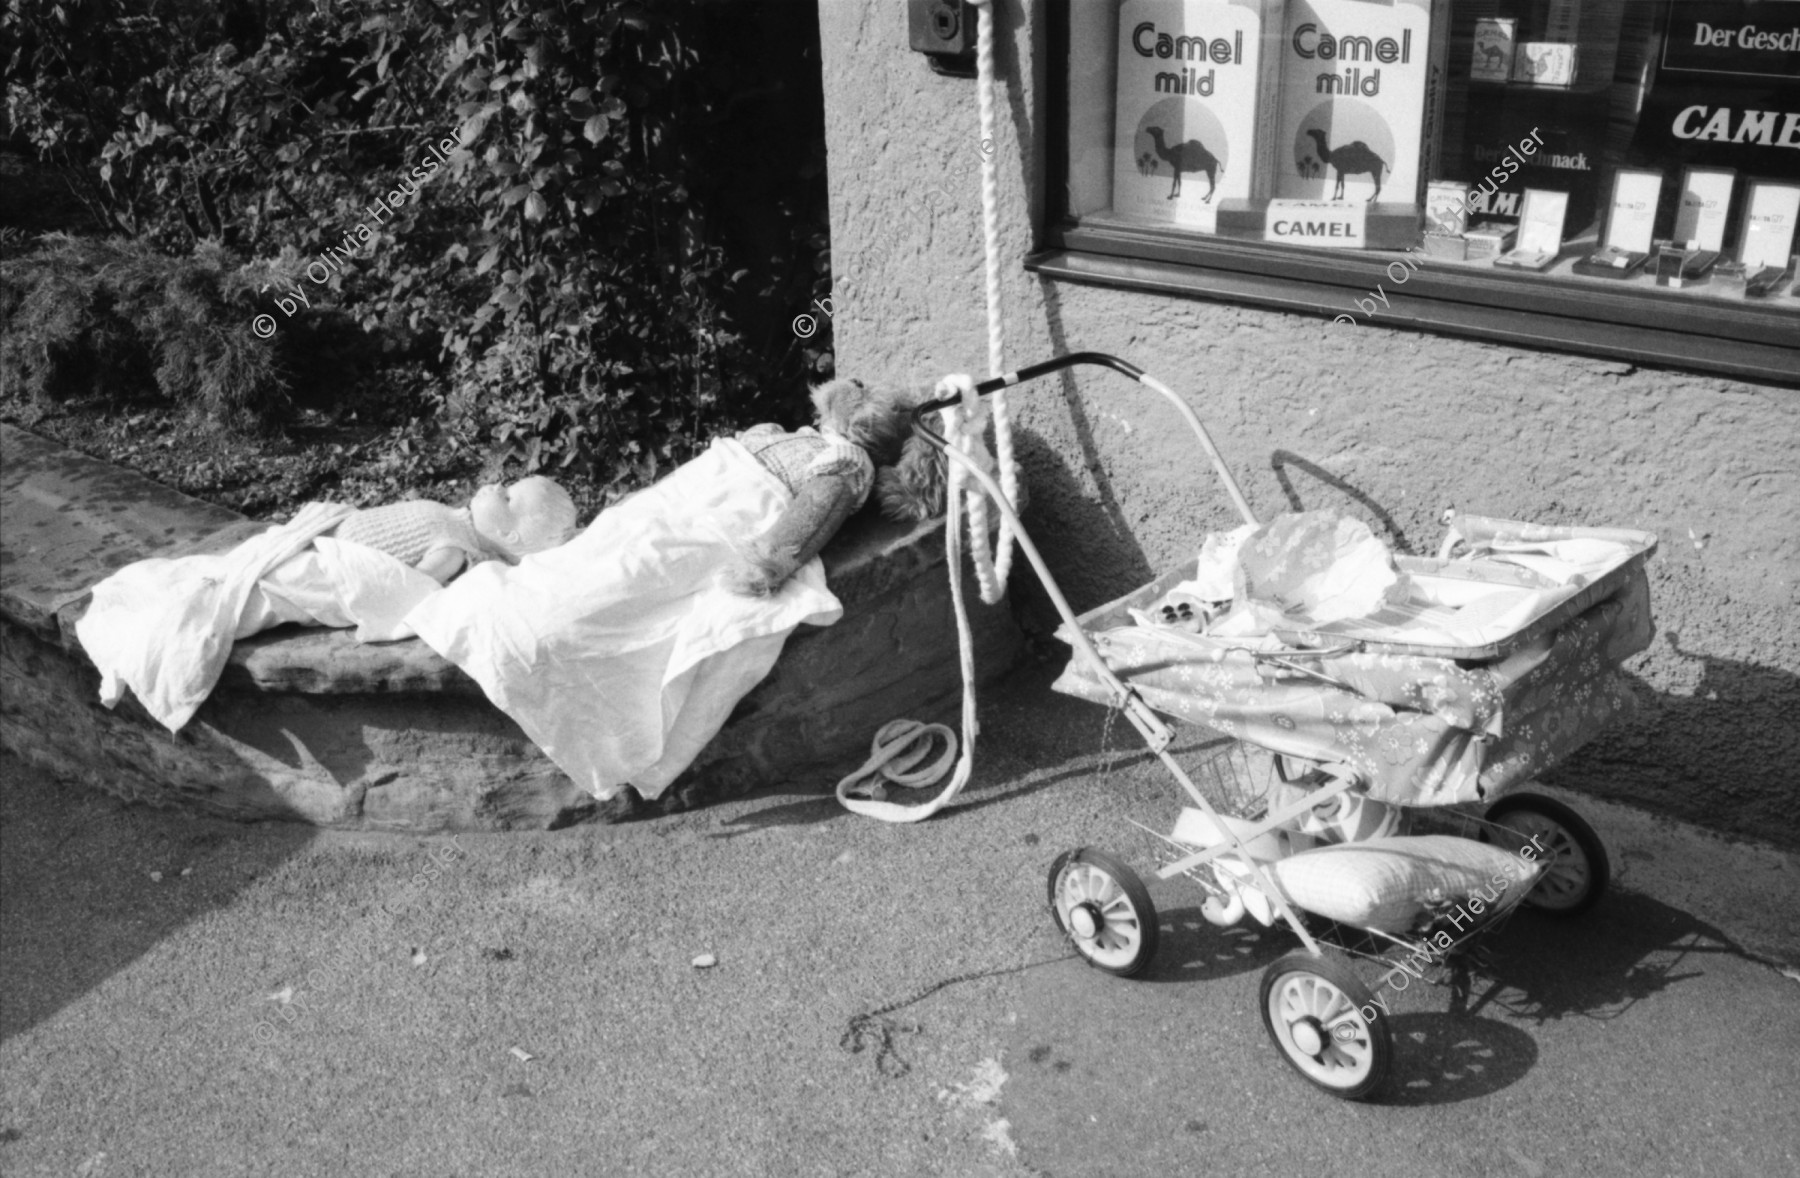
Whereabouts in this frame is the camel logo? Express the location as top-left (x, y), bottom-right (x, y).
top-left (1471, 17), bottom-right (1516, 82)
top-left (1290, 101), bottom-right (1395, 204)
top-left (1303, 128), bottom-right (1385, 200)
top-left (1129, 98), bottom-right (1232, 211)
top-left (1143, 125), bottom-right (1225, 201)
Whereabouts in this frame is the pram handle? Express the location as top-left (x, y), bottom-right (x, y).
top-left (909, 351), bottom-right (1259, 529)
top-left (913, 351), bottom-right (1148, 410)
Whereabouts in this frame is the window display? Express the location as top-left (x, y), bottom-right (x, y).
top-left (1663, 164), bottom-right (1734, 281)
top-left (1495, 185), bottom-right (1569, 269)
top-left (1572, 167), bottom-right (1661, 277)
top-left (1060, 0), bottom-right (1800, 316)
top-left (1109, 0), bottom-right (1282, 232)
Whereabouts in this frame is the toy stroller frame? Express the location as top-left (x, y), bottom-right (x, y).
top-left (911, 354), bottom-right (1638, 1100)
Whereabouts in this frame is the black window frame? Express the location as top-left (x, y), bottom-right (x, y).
top-left (1025, 0), bottom-right (1800, 387)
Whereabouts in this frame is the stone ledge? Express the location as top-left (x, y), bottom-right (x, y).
top-left (206, 508), bottom-right (946, 697)
top-left (2, 423), bottom-right (954, 695)
top-left (0, 424), bottom-right (1022, 830)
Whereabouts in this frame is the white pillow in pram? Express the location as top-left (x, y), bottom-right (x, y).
top-left (1267, 835), bottom-right (1539, 933)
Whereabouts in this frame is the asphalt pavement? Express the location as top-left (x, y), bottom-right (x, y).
top-left (2, 655), bottom-right (1796, 1177)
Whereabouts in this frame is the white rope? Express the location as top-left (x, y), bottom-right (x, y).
top-left (837, 0), bottom-right (1014, 822)
top-left (967, 0), bottom-right (1018, 604)
top-left (836, 387), bottom-right (986, 823)
top-left (834, 720), bottom-right (958, 813)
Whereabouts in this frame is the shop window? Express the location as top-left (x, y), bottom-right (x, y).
top-left (1033, 0), bottom-right (1800, 383)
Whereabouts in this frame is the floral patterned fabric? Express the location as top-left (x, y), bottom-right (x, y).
top-left (1052, 564), bottom-right (1654, 807)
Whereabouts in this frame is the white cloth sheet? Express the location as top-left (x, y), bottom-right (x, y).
top-left (403, 438), bottom-right (843, 801)
top-left (241, 537), bottom-right (444, 641)
top-left (74, 503), bottom-right (444, 733)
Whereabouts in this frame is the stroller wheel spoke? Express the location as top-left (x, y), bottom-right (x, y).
top-left (1045, 849), bottom-right (1159, 977)
top-left (1261, 950), bottom-right (1392, 1100)
top-left (1328, 1035), bottom-right (1370, 1068)
top-left (1485, 792), bottom-right (1611, 916)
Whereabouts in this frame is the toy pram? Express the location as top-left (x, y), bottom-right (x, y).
top-left (911, 353), bottom-right (1657, 1100)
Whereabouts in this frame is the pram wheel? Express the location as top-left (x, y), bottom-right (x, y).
top-left (1483, 792), bottom-right (1609, 916)
top-left (1260, 949), bottom-right (1392, 1101)
top-left (1046, 848), bottom-right (1159, 977)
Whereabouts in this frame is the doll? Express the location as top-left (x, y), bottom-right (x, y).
top-left (76, 476), bottom-right (578, 733)
top-left (400, 375), bottom-right (951, 805)
top-left (726, 378), bottom-right (946, 596)
top-left (330, 475), bottom-right (579, 585)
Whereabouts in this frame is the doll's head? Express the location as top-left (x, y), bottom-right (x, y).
top-left (469, 476), bottom-right (578, 560)
top-left (811, 377), bottom-right (945, 522)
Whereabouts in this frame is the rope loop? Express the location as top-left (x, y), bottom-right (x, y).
top-left (836, 720), bottom-right (959, 801)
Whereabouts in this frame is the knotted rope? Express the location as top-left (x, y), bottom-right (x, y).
top-left (837, 0), bottom-right (1016, 822)
top-left (836, 375), bottom-right (996, 823)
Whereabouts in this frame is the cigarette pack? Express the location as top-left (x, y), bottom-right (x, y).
top-left (1511, 42), bottom-right (1578, 88)
top-left (1470, 18), bottom-right (1515, 83)
top-left (1112, 0), bottom-right (1284, 232)
top-left (1272, 0), bottom-right (1450, 210)
top-left (1425, 180), bottom-right (1469, 234)
top-left (1464, 220), bottom-right (1516, 260)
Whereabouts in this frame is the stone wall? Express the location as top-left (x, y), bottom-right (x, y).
top-left (816, 1), bottom-right (1799, 848)
top-left (0, 424), bottom-right (1022, 832)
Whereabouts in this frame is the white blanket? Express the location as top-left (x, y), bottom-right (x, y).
top-left (73, 502), bottom-right (444, 733)
top-left (403, 438), bottom-right (843, 801)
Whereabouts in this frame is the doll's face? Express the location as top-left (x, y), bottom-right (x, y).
top-left (469, 484), bottom-right (516, 545)
top-left (471, 479), bottom-right (576, 558)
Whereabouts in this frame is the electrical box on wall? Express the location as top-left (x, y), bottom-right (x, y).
top-left (908, 0), bottom-right (978, 77)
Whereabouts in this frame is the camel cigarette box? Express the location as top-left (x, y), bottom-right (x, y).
top-left (1272, 0), bottom-right (1449, 208)
top-left (1511, 42), bottom-right (1578, 87)
top-left (1111, 0), bottom-right (1284, 232)
top-left (1426, 180), bottom-right (1469, 234)
top-left (1470, 18), bottom-right (1516, 83)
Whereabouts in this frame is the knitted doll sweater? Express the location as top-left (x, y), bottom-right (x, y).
top-left (736, 425), bottom-right (874, 508)
top-left (330, 501), bottom-right (491, 568)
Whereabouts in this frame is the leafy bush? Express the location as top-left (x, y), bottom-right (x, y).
top-left (3, 0), bottom-right (834, 502)
top-left (0, 232), bottom-right (316, 432)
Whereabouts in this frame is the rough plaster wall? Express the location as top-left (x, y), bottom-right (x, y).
top-left (816, 1), bottom-right (1799, 848)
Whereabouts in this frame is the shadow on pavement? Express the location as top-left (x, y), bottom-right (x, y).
top-left (0, 752), bottom-right (314, 1042)
top-left (1372, 1013), bottom-right (1539, 1106)
top-left (1451, 888), bottom-right (1752, 1026)
top-left (1141, 908), bottom-right (1288, 985)
top-left (1005, 873), bottom-right (1774, 1160)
